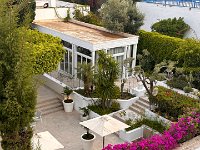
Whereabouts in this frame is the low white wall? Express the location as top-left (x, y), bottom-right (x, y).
top-left (35, 6), bottom-right (89, 21)
top-left (117, 97), bottom-right (139, 109)
top-left (71, 92), bottom-right (98, 113)
top-left (89, 110), bottom-right (100, 119)
top-left (119, 127), bottom-right (143, 142)
top-left (38, 73), bottom-right (69, 94)
top-left (145, 109), bottom-right (171, 125)
top-left (137, 2), bottom-right (200, 39)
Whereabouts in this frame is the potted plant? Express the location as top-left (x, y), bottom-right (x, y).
top-left (62, 86), bottom-right (74, 112)
top-left (79, 107), bottom-right (90, 121)
top-left (81, 127), bottom-right (96, 150)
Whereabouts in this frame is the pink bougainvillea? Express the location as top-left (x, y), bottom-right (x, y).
top-left (103, 112), bottom-right (200, 150)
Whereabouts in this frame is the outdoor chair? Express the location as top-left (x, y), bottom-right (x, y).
top-left (33, 110), bottom-right (42, 123)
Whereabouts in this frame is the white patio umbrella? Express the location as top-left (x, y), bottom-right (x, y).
top-left (80, 115), bottom-right (130, 148)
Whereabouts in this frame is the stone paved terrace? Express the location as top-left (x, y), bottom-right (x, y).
top-left (0, 85), bottom-right (200, 150)
top-left (35, 85), bottom-right (124, 150)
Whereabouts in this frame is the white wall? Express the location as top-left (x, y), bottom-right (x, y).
top-left (137, 2), bottom-right (200, 39)
top-left (35, 6), bottom-right (89, 21)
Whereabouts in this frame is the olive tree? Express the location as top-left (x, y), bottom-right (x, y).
top-left (100, 0), bottom-right (144, 33)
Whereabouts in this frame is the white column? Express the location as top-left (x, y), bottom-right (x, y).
top-left (132, 44), bottom-right (137, 69)
top-left (73, 45), bottom-right (77, 78)
top-left (91, 51), bottom-right (95, 66)
top-left (123, 46), bottom-right (127, 79)
top-left (127, 45), bottom-right (131, 78)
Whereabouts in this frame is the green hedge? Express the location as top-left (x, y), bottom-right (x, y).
top-left (137, 30), bottom-right (184, 64)
top-left (125, 118), bottom-right (166, 133)
top-left (26, 30), bottom-right (65, 74)
top-left (150, 86), bottom-right (200, 120)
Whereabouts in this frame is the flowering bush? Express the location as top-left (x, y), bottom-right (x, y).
top-left (103, 112), bottom-right (200, 150)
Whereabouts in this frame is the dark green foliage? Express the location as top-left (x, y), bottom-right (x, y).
top-left (88, 101), bottom-right (120, 115)
top-left (77, 63), bottom-right (94, 96)
top-left (124, 5), bottom-right (144, 34)
top-left (151, 17), bottom-right (189, 38)
top-left (73, 9), bottom-right (102, 26)
top-left (125, 118), bottom-right (166, 133)
top-left (63, 86), bottom-right (73, 96)
top-left (7, 0), bottom-right (36, 27)
top-left (137, 30), bottom-right (184, 64)
top-left (94, 51), bottom-right (120, 109)
top-left (151, 86), bottom-right (200, 120)
top-left (100, 0), bottom-right (144, 33)
top-left (166, 76), bottom-right (188, 90)
top-left (0, 11), bottom-right (36, 150)
top-left (75, 89), bottom-right (98, 98)
top-left (120, 92), bottom-right (136, 99)
top-left (183, 86), bottom-right (193, 93)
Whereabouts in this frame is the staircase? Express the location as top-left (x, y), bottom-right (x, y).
top-left (129, 97), bottom-right (150, 116)
top-left (113, 97), bottom-right (150, 122)
top-left (37, 97), bottom-right (63, 115)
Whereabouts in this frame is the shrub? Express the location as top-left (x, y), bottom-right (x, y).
top-left (138, 30), bottom-right (200, 70)
top-left (125, 118), bottom-right (167, 133)
top-left (26, 30), bottom-right (65, 74)
top-left (73, 9), bottom-right (102, 26)
top-left (183, 86), bottom-right (193, 93)
top-left (166, 76), bottom-right (188, 90)
top-left (88, 101), bottom-right (120, 115)
top-left (151, 86), bottom-right (200, 120)
top-left (137, 30), bottom-right (184, 64)
top-left (151, 17), bottom-right (189, 38)
top-left (174, 39), bottom-right (200, 68)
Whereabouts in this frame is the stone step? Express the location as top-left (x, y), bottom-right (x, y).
top-left (132, 103), bottom-right (145, 111)
top-left (139, 96), bottom-right (150, 105)
top-left (37, 98), bottom-right (63, 116)
top-left (37, 98), bottom-right (62, 109)
top-left (136, 100), bottom-right (149, 109)
top-left (129, 106), bottom-right (145, 116)
top-left (40, 106), bottom-right (64, 116)
top-left (112, 113), bottom-right (126, 123)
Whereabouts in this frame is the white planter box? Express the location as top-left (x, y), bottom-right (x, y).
top-left (89, 111), bottom-right (100, 119)
top-left (71, 92), bottom-right (98, 113)
top-left (117, 97), bottom-right (139, 109)
top-left (145, 109), bottom-right (171, 125)
top-left (119, 127), bottom-right (143, 142)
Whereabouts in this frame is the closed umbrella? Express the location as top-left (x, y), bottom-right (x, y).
top-left (80, 115), bottom-right (130, 148)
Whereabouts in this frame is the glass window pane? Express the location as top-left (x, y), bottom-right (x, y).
top-left (62, 40), bottom-right (72, 49)
top-left (60, 59), bottom-right (64, 71)
top-left (77, 46), bottom-right (91, 57)
top-left (77, 55), bottom-right (81, 63)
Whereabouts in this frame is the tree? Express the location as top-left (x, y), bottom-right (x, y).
top-left (94, 51), bottom-right (120, 109)
top-left (77, 63), bottom-right (94, 96)
top-left (151, 17), bottom-right (190, 38)
top-left (8, 0), bottom-right (36, 27)
top-left (0, 1), bottom-right (36, 149)
top-left (100, 0), bottom-right (144, 33)
top-left (134, 50), bottom-right (177, 109)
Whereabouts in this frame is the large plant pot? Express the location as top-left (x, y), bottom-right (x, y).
top-left (62, 99), bottom-right (74, 112)
top-left (81, 133), bottom-right (96, 150)
top-left (80, 115), bottom-right (89, 122)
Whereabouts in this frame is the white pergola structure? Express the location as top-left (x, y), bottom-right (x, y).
top-left (32, 20), bottom-right (139, 79)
